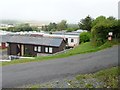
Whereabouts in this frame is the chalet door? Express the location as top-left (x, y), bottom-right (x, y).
top-left (16, 44), bottom-right (21, 56)
top-left (24, 46), bottom-right (31, 57)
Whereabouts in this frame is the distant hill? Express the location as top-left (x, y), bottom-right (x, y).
top-left (0, 20), bottom-right (22, 24)
top-left (0, 20), bottom-right (49, 26)
top-left (67, 24), bottom-right (79, 28)
top-left (25, 20), bottom-right (49, 26)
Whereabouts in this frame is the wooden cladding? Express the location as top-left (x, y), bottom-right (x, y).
top-left (8, 40), bottom-right (66, 57)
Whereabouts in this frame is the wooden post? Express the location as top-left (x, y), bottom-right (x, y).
top-left (21, 45), bottom-right (24, 56)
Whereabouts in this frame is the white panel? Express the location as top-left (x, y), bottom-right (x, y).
top-left (34, 46), bottom-right (37, 51)
top-left (45, 47), bottom-right (48, 52)
top-left (49, 47), bottom-right (53, 53)
top-left (38, 46), bottom-right (41, 52)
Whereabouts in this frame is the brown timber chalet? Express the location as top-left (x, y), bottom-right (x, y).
top-left (7, 36), bottom-right (66, 57)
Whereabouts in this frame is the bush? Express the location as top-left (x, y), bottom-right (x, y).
top-left (91, 27), bottom-right (107, 46)
top-left (80, 32), bottom-right (91, 43)
top-left (66, 28), bottom-right (78, 32)
top-left (91, 19), bottom-right (120, 46)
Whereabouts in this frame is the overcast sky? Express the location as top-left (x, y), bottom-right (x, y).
top-left (0, 0), bottom-right (119, 23)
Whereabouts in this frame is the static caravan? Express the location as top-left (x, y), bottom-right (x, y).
top-left (64, 35), bottom-right (79, 47)
top-left (43, 34), bottom-right (79, 47)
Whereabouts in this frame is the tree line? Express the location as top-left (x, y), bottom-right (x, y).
top-left (79, 15), bottom-right (120, 46)
top-left (1, 15), bottom-right (119, 46)
top-left (2, 16), bottom-right (119, 33)
top-left (41, 20), bottom-right (78, 32)
top-left (2, 20), bottom-right (79, 32)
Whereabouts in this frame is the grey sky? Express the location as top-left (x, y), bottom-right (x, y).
top-left (118, 1), bottom-right (120, 19)
top-left (0, 0), bottom-right (119, 23)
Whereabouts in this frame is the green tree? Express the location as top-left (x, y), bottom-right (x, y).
top-left (78, 15), bottom-right (93, 31)
top-left (31, 26), bottom-right (39, 31)
top-left (92, 16), bottom-right (106, 27)
top-left (91, 16), bottom-right (119, 46)
top-left (57, 20), bottom-right (67, 31)
top-left (41, 25), bottom-right (48, 31)
top-left (48, 22), bottom-right (57, 31)
top-left (7, 23), bottom-right (33, 32)
top-left (14, 23), bottom-right (33, 32)
top-left (107, 16), bottom-right (116, 21)
top-left (67, 24), bottom-right (79, 32)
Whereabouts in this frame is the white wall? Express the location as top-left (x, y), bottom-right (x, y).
top-left (43, 34), bottom-right (80, 47)
top-left (67, 37), bottom-right (79, 47)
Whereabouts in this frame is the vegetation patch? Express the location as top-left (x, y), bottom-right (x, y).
top-left (26, 67), bottom-right (119, 88)
top-left (2, 40), bottom-right (119, 66)
top-left (79, 32), bottom-right (91, 43)
top-left (1, 15), bottom-right (119, 66)
top-left (91, 16), bottom-right (120, 46)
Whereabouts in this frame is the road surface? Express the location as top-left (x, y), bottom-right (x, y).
top-left (2, 46), bottom-right (119, 88)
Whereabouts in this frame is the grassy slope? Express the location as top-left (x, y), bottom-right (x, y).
top-left (28, 67), bottom-right (119, 88)
top-left (1, 40), bottom-right (119, 66)
top-left (75, 67), bottom-right (119, 88)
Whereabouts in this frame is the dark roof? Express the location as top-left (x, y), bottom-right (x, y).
top-left (7, 35), bottom-right (64, 47)
top-left (65, 32), bottom-right (80, 36)
top-left (0, 35), bottom-right (10, 42)
top-left (52, 30), bottom-right (66, 35)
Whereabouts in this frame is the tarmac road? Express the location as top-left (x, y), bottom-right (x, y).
top-left (2, 45), bottom-right (119, 88)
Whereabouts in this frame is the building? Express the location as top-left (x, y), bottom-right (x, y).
top-left (0, 24), bottom-right (14, 29)
top-left (44, 33), bottom-right (80, 47)
top-left (0, 30), bottom-right (15, 49)
top-left (52, 30), bottom-right (67, 35)
top-left (7, 36), bottom-right (66, 57)
top-left (0, 35), bottom-right (9, 49)
top-left (64, 35), bottom-right (79, 47)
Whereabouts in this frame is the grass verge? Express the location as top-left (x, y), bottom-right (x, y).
top-left (1, 40), bottom-right (119, 66)
top-left (76, 66), bottom-right (120, 88)
top-left (27, 67), bottom-right (119, 88)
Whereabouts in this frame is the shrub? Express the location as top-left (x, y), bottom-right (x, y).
top-left (79, 32), bottom-right (91, 43)
top-left (91, 19), bottom-right (120, 46)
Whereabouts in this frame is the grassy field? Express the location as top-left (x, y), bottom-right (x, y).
top-left (27, 67), bottom-right (119, 88)
top-left (1, 40), bottom-right (119, 66)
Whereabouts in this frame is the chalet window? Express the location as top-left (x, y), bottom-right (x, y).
top-left (71, 39), bottom-right (74, 42)
top-left (45, 47), bottom-right (48, 53)
top-left (34, 46), bottom-right (37, 51)
top-left (38, 46), bottom-right (41, 52)
top-left (49, 47), bottom-right (53, 53)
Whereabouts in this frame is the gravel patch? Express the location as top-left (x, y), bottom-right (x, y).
top-left (26, 76), bottom-right (105, 88)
